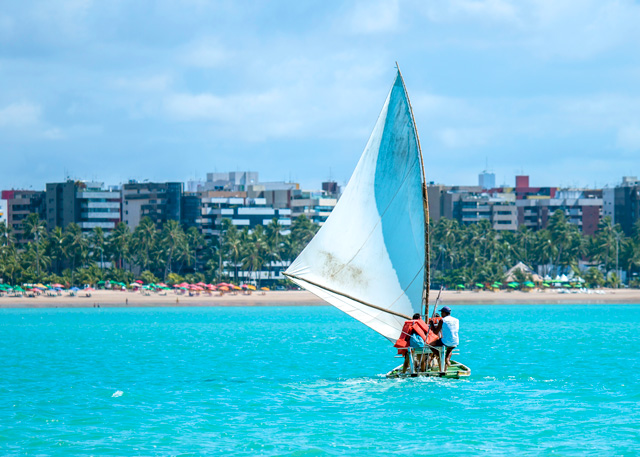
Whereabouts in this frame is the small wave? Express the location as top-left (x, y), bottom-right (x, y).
top-left (111, 390), bottom-right (123, 398)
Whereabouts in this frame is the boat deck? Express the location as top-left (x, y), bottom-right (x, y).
top-left (386, 360), bottom-right (471, 379)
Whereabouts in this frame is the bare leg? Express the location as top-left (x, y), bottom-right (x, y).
top-left (402, 353), bottom-right (410, 373)
top-left (444, 347), bottom-right (454, 372)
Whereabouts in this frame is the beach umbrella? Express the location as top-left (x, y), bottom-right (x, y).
top-left (261, 287), bottom-right (269, 291)
top-left (218, 286), bottom-right (229, 291)
top-left (51, 283), bottom-right (64, 288)
top-left (542, 283), bottom-right (550, 288)
top-left (455, 284), bottom-right (465, 289)
top-left (508, 282), bottom-right (519, 288)
top-left (524, 281), bottom-right (535, 288)
top-left (246, 285), bottom-right (257, 291)
top-left (85, 287), bottom-right (94, 291)
top-left (216, 282), bottom-right (233, 288)
top-left (158, 282), bottom-right (169, 288)
top-left (70, 287), bottom-right (79, 292)
top-left (493, 281), bottom-right (503, 286)
top-left (135, 280), bottom-right (143, 284)
top-left (196, 282), bottom-right (206, 286)
top-left (233, 285), bottom-right (242, 290)
top-left (475, 283), bottom-right (484, 288)
top-left (97, 280), bottom-right (105, 284)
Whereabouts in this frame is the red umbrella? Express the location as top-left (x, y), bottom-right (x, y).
top-left (196, 281), bottom-right (206, 286)
top-left (135, 280), bottom-right (143, 284)
top-left (158, 283), bottom-right (169, 288)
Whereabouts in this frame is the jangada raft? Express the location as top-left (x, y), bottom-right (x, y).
top-left (284, 66), bottom-right (470, 379)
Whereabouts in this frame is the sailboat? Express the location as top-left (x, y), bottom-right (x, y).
top-left (284, 66), bottom-right (470, 379)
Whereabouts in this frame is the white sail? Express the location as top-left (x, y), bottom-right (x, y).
top-left (285, 70), bottom-right (427, 342)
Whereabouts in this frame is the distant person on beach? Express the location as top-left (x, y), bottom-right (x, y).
top-left (429, 306), bottom-right (459, 373)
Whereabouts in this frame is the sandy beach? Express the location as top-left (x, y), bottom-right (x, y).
top-left (1, 288), bottom-right (640, 309)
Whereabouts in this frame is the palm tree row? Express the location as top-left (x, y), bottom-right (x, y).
top-left (431, 211), bottom-right (640, 288)
top-left (0, 214), bottom-right (318, 287)
top-left (4, 209), bottom-right (639, 289)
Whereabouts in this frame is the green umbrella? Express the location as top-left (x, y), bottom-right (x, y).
top-left (524, 281), bottom-right (535, 287)
top-left (493, 281), bottom-right (503, 286)
top-left (475, 283), bottom-right (484, 288)
top-left (542, 283), bottom-right (550, 287)
top-left (455, 284), bottom-right (465, 289)
top-left (97, 280), bottom-right (105, 284)
top-left (508, 283), bottom-right (519, 288)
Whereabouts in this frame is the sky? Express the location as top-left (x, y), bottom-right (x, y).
top-left (1, 0), bottom-right (640, 191)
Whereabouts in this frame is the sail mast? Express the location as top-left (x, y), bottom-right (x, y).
top-left (395, 63), bottom-right (430, 318)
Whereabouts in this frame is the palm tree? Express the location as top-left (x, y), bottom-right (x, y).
top-left (242, 225), bottom-right (268, 286)
top-left (222, 220), bottom-right (242, 283)
top-left (47, 226), bottom-right (66, 274)
top-left (160, 220), bottom-right (186, 281)
top-left (23, 214), bottom-right (47, 278)
top-left (131, 217), bottom-right (157, 272)
top-left (90, 226), bottom-right (106, 268)
top-left (64, 223), bottom-right (88, 282)
top-left (108, 222), bottom-right (131, 270)
top-left (265, 218), bottom-right (283, 282)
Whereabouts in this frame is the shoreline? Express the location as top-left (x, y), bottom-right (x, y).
top-left (1, 289), bottom-right (640, 309)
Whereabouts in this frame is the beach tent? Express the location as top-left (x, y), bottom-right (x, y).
top-left (505, 262), bottom-right (543, 283)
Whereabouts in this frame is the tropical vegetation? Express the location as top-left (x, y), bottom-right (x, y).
top-left (1, 209), bottom-right (639, 289)
top-left (0, 215), bottom-right (318, 287)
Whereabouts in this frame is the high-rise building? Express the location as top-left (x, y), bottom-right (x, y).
top-left (121, 181), bottom-right (183, 229)
top-left (478, 170), bottom-right (495, 190)
top-left (45, 181), bottom-right (121, 235)
top-left (1, 190), bottom-right (46, 243)
top-left (516, 189), bottom-right (603, 235)
top-left (608, 176), bottom-right (640, 236)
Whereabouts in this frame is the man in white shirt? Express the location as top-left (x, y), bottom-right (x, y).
top-left (430, 306), bottom-right (459, 373)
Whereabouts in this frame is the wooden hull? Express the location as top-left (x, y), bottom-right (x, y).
top-left (386, 359), bottom-right (471, 379)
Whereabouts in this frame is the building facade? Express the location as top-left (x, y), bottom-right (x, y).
top-left (122, 181), bottom-right (183, 230)
top-left (45, 181), bottom-right (121, 234)
top-left (1, 190), bottom-right (46, 243)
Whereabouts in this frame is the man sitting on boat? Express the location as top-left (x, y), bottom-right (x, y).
top-left (429, 306), bottom-right (459, 373)
top-left (395, 313), bottom-right (430, 373)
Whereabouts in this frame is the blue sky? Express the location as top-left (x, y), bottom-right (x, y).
top-left (1, 0), bottom-right (640, 190)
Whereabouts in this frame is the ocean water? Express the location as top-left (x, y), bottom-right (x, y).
top-left (1, 305), bottom-right (639, 456)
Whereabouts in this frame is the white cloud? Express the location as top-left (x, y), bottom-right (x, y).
top-left (42, 127), bottom-right (65, 140)
top-left (423, 0), bottom-right (520, 25)
top-left (112, 74), bottom-right (173, 92)
top-left (180, 38), bottom-right (228, 68)
top-left (346, 0), bottom-right (400, 34)
top-left (0, 102), bottom-right (41, 127)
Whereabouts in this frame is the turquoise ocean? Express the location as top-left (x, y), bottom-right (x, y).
top-left (1, 304), bottom-right (639, 455)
